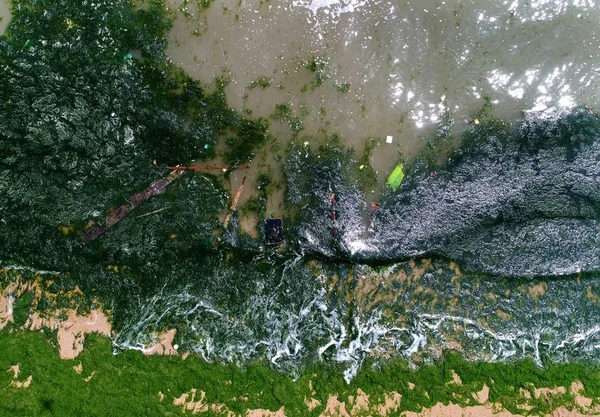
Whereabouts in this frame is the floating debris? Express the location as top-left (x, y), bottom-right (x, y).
top-left (386, 163), bottom-right (404, 191)
top-left (82, 169), bottom-right (185, 245)
top-left (167, 165), bottom-right (250, 171)
top-left (265, 218), bottom-right (283, 245)
top-left (223, 177), bottom-right (247, 229)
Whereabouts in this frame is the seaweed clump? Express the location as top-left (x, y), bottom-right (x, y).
top-left (0, 0), bottom-right (268, 297)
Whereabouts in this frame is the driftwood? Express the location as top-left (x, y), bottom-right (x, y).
top-left (222, 177), bottom-right (247, 229)
top-left (82, 169), bottom-right (185, 245)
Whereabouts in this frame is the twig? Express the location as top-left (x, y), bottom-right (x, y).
top-left (137, 207), bottom-right (167, 218)
top-left (167, 165), bottom-right (250, 171)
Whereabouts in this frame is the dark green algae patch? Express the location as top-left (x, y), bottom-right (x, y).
top-left (0, 0), bottom-right (266, 281)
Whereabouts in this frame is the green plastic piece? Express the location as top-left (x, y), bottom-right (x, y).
top-left (386, 163), bottom-right (404, 191)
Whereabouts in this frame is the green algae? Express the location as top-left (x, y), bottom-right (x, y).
top-left (247, 76), bottom-right (273, 89)
top-left (334, 80), bottom-right (350, 94)
top-left (0, 0), bottom-right (269, 281)
top-left (271, 103), bottom-right (304, 133)
top-left (0, 328), bottom-right (597, 417)
top-left (304, 56), bottom-right (329, 89)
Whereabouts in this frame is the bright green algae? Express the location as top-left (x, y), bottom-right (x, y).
top-left (0, 328), bottom-right (599, 416)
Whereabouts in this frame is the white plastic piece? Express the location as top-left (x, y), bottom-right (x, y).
top-left (386, 135), bottom-right (393, 144)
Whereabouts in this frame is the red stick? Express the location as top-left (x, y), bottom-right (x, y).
top-left (167, 165), bottom-right (250, 171)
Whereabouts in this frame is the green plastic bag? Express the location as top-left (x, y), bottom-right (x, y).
top-left (386, 163), bottom-right (404, 191)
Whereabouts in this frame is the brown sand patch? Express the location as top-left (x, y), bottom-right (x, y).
top-left (348, 389), bottom-right (370, 415)
top-left (246, 407), bottom-right (286, 417)
top-left (27, 309), bottom-right (111, 359)
top-left (377, 391), bottom-right (401, 416)
top-left (517, 402), bottom-right (533, 412)
top-left (408, 382), bottom-right (416, 390)
top-left (473, 384), bottom-right (489, 404)
top-left (548, 406), bottom-right (599, 417)
top-left (304, 397), bottom-right (321, 411)
top-left (445, 339), bottom-right (464, 352)
top-left (173, 388), bottom-right (234, 416)
top-left (570, 381), bottom-right (593, 409)
top-left (73, 363), bottom-right (83, 374)
top-left (0, 276), bottom-right (43, 329)
top-left (182, 351), bottom-right (190, 360)
top-left (448, 370), bottom-right (462, 385)
top-left (534, 386), bottom-right (566, 399)
top-left (83, 371), bottom-right (96, 382)
top-left (520, 388), bottom-right (532, 399)
top-left (0, 295), bottom-right (14, 330)
top-left (143, 328), bottom-right (178, 356)
top-left (496, 309), bottom-right (512, 320)
top-left (527, 282), bottom-right (548, 300)
top-left (585, 286), bottom-right (600, 305)
top-left (10, 375), bottom-right (32, 389)
top-left (7, 364), bottom-right (19, 378)
top-left (8, 364), bottom-right (32, 389)
top-left (320, 396), bottom-right (350, 417)
top-left (158, 391), bottom-right (165, 402)
top-left (0, 271), bottom-right (115, 360)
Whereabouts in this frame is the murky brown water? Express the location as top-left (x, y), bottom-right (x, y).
top-left (0, 0), bottom-right (10, 35)
top-left (165, 0), bottom-right (600, 227)
top-left (2, 0), bottom-right (599, 231)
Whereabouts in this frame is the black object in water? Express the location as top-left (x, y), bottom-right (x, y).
top-left (265, 219), bottom-right (284, 245)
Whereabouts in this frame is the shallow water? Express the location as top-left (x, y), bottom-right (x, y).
top-left (166, 0), bottom-right (600, 187)
top-left (0, 0), bottom-right (10, 35)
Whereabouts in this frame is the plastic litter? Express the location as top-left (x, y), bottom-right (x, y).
top-left (265, 218), bottom-right (283, 245)
top-left (386, 135), bottom-right (393, 144)
top-left (386, 163), bottom-right (404, 191)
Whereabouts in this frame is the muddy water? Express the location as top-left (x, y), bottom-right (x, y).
top-left (166, 0), bottom-right (600, 192)
top-left (0, 0), bottom-right (11, 35)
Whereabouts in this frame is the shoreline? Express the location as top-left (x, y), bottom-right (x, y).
top-left (1, 268), bottom-right (599, 417)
